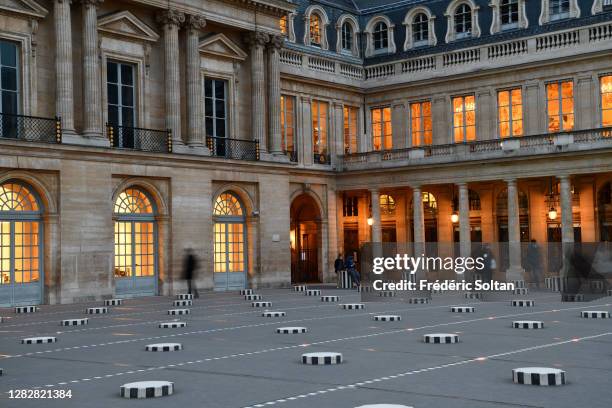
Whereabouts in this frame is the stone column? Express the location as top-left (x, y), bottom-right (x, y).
top-left (246, 31), bottom-right (269, 153)
top-left (268, 35), bottom-right (283, 155)
top-left (185, 15), bottom-right (206, 149)
top-left (81, 0), bottom-right (103, 139)
top-left (54, 0), bottom-right (75, 133)
top-left (412, 186), bottom-right (425, 244)
top-left (157, 9), bottom-right (185, 146)
top-left (506, 179), bottom-right (524, 281)
top-left (370, 189), bottom-right (382, 243)
top-left (559, 176), bottom-right (574, 243)
top-left (300, 96), bottom-right (312, 165)
top-left (458, 182), bottom-right (471, 257)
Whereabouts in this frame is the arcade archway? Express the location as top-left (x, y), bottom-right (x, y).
top-left (290, 194), bottom-right (322, 283)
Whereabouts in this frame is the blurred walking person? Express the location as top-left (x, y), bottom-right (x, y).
top-left (525, 239), bottom-right (542, 289)
top-left (184, 248), bottom-right (199, 298)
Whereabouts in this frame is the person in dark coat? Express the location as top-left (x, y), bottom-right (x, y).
top-left (183, 248), bottom-right (199, 298)
top-left (345, 254), bottom-right (360, 287)
top-left (334, 254), bottom-right (344, 275)
top-left (525, 239), bottom-right (542, 289)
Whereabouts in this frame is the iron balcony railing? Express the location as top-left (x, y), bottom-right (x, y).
top-left (207, 136), bottom-right (259, 161)
top-left (339, 126), bottom-right (612, 168)
top-left (107, 123), bottom-right (172, 153)
top-left (0, 112), bottom-right (61, 143)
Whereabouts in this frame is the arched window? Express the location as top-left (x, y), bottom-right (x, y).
top-left (373, 22), bottom-right (389, 49)
top-left (213, 192), bottom-right (247, 291)
top-left (413, 13), bottom-right (429, 44)
top-left (341, 22), bottom-right (353, 51)
top-left (113, 187), bottom-right (157, 296)
top-left (310, 14), bottom-right (322, 46)
top-left (455, 4), bottom-right (472, 38)
top-left (380, 194), bottom-right (396, 214)
top-left (0, 181), bottom-right (43, 306)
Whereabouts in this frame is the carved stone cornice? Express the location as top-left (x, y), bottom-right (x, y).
top-left (185, 14), bottom-right (206, 32)
top-left (156, 9), bottom-right (185, 27)
top-left (244, 31), bottom-right (269, 48)
top-left (268, 34), bottom-right (284, 50)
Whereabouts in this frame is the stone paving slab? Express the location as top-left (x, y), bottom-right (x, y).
top-left (0, 289), bottom-right (610, 408)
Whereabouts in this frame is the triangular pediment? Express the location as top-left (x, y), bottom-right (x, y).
top-left (199, 33), bottom-right (247, 61)
top-left (98, 11), bottom-right (159, 42)
top-left (0, 0), bottom-right (48, 19)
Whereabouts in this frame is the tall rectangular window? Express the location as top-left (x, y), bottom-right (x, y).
top-left (498, 88), bottom-right (523, 137)
top-left (550, 0), bottom-right (570, 20)
top-left (343, 196), bottom-right (358, 217)
top-left (0, 40), bottom-right (20, 139)
top-left (410, 101), bottom-right (432, 146)
top-left (280, 95), bottom-right (295, 155)
top-left (312, 100), bottom-right (328, 162)
top-left (500, 0), bottom-right (519, 27)
top-left (205, 78), bottom-right (227, 138)
top-left (371, 107), bottom-right (392, 151)
top-left (343, 106), bottom-right (358, 154)
top-left (107, 61), bottom-right (135, 128)
top-left (547, 80), bottom-right (573, 132)
top-left (601, 75), bottom-right (612, 127)
top-left (452, 95), bottom-right (476, 142)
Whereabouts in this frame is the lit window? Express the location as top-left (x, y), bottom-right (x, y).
top-left (280, 95), bottom-right (295, 156)
top-left (498, 88), bottom-right (523, 138)
top-left (547, 81), bottom-right (574, 132)
top-left (410, 101), bottom-right (432, 146)
top-left (373, 22), bottom-right (389, 50)
top-left (412, 13), bottom-right (429, 44)
top-left (214, 192), bottom-right (243, 216)
top-left (601, 75), bottom-right (612, 127)
top-left (372, 107), bottom-right (392, 151)
top-left (500, 0), bottom-right (519, 27)
top-left (423, 192), bottom-right (437, 210)
top-left (343, 106), bottom-right (358, 154)
top-left (453, 95), bottom-right (476, 142)
top-left (550, 0), bottom-right (570, 21)
top-left (280, 16), bottom-right (288, 35)
top-left (380, 194), bottom-right (396, 214)
top-left (343, 196), bottom-right (359, 217)
top-left (341, 22), bottom-right (353, 51)
top-left (312, 100), bottom-right (328, 162)
top-left (310, 14), bottom-right (322, 46)
top-left (213, 192), bottom-right (246, 280)
top-left (454, 4), bottom-right (472, 39)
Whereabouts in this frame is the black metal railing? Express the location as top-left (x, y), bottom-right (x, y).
top-left (107, 123), bottom-right (172, 153)
top-left (207, 136), bottom-right (259, 161)
top-left (0, 112), bottom-right (61, 143)
top-left (286, 149), bottom-right (298, 162)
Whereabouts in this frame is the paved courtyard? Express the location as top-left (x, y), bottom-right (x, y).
top-left (0, 287), bottom-right (611, 408)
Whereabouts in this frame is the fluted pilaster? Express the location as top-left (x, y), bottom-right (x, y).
top-left (156, 9), bottom-right (185, 145)
top-left (245, 31), bottom-right (269, 152)
top-left (185, 15), bottom-right (206, 147)
top-left (267, 35), bottom-right (283, 154)
top-left (81, 0), bottom-right (103, 138)
top-left (54, 0), bottom-right (74, 132)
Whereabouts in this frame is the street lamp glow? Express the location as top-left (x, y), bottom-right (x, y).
top-left (548, 207), bottom-right (558, 220)
top-left (450, 212), bottom-right (459, 223)
top-left (367, 217), bottom-right (374, 226)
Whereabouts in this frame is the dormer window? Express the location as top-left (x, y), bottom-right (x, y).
top-left (373, 22), bottom-right (389, 50)
top-left (413, 13), bottom-right (429, 45)
top-left (341, 22), bottom-right (353, 51)
top-left (500, 0), bottom-right (519, 28)
top-left (549, 0), bottom-right (570, 20)
top-left (310, 14), bottom-right (322, 46)
top-left (455, 4), bottom-right (472, 38)
top-left (280, 16), bottom-right (288, 35)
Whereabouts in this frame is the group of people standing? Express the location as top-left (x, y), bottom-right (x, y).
top-left (334, 253), bottom-right (360, 287)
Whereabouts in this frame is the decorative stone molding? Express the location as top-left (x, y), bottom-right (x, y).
top-left (98, 10), bottom-right (160, 42)
top-left (80, 0), bottom-right (102, 7)
top-left (269, 34), bottom-right (284, 50)
top-left (155, 9), bottom-right (185, 27)
top-left (364, 15), bottom-right (396, 57)
top-left (489, 0), bottom-right (528, 34)
top-left (245, 30), bottom-right (270, 48)
top-left (303, 5), bottom-right (329, 50)
top-left (284, 12), bottom-right (296, 42)
top-left (200, 33), bottom-right (247, 61)
top-left (0, 0), bottom-right (48, 19)
top-left (539, 0), bottom-right (580, 25)
top-left (403, 6), bottom-right (437, 50)
top-left (591, 0), bottom-right (603, 14)
top-left (185, 14), bottom-right (206, 31)
top-left (444, 0), bottom-right (481, 43)
top-left (336, 14), bottom-right (360, 57)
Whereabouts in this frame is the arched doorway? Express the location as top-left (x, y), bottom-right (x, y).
top-left (113, 187), bottom-right (158, 297)
top-left (291, 194), bottom-right (321, 283)
top-left (0, 181), bottom-right (43, 306)
top-left (213, 192), bottom-right (247, 291)
top-left (597, 181), bottom-right (612, 241)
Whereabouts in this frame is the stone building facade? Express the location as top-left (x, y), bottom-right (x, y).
top-left (0, 0), bottom-right (610, 306)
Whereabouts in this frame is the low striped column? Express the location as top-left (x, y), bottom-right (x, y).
top-left (337, 270), bottom-right (352, 289)
top-left (423, 333), bottom-right (459, 344)
top-left (61, 318), bottom-right (88, 326)
top-left (120, 381), bottom-right (174, 399)
top-left (301, 352), bottom-right (342, 365)
top-left (104, 299), bottom-right (123, 306)
top-left (512, 367), bottom-right (565, 386)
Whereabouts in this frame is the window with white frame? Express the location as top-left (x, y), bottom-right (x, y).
top-left (310, 14), bottom-right (322, 46)
top-left (371, 107), bottom-right (392, 151)
top-left (550, 0), bottom-right (570, 20)
top-left (497, 88), bottom-right (523, 138)
top-left (304, 6), bottom-right (329, 49)
top-left (280, 95), bottom-right (295, 155)
top-left (205, 78), bottom-right (227, 139)
top-left (373, 22), bottom-right (389, 50)
top-left (341, 22), bottom-right (353, 52)
top-left (410, 101), bottom-right (432, 146)
top-left (500, 0), bottom-right (519, 27)
top-left (539, 0), bottom-right (579, 24)
top-left (343, 106), bottom-right (358, 154)
top-left (546, 80), bottom-right (574, 133)
top-left (455, 4), bottom-right (472, 38)
top-left (413, 13), bottom-right (429, 45)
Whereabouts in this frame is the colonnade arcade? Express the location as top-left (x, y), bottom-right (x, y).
top-left (338, 173), bottom-right (612, 284)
